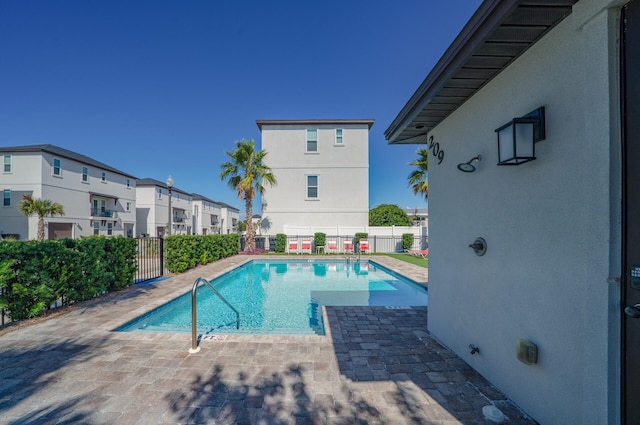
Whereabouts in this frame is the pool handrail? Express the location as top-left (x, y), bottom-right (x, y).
top-left (189, 277), bottom-right (240, 353)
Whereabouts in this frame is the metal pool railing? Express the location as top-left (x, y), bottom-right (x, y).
top-left (189, 277), bottom-right (240, 353)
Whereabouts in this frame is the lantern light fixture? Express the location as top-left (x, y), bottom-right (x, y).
top-left (496, 107), bottom-right (546, 166)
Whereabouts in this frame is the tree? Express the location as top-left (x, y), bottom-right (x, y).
top-left (408, 147), bottom-right (429, 200)
top-left (18, 195), bottom-right (65, 241)
top-left (220, 139), bottom-right (276, 252)
top-left (369, 204), bottom-right (412, 226)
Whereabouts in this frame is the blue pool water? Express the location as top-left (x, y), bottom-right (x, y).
top-left (116, 259), bottom-right (427, 336)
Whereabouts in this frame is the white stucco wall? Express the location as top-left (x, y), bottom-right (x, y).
top-left (260, 123), bottom-right (370, 234)
top-left (425, 4), bottom-right (621, 425)
top-left (0, 153), bottom-right (44, 239)
top-left (135, 186), bottom-right (159, 236)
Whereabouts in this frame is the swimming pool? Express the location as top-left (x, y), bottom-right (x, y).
top-left (116, 259), bottom-right (427, 336)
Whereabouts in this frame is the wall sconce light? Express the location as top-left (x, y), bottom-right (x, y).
top-left (496, 107), bottom-right (545, 165)
top-left (457, 155), bottom-right (482, 173)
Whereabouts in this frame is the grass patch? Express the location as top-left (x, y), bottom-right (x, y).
top-left (376, 253), bottom-right (428, 268)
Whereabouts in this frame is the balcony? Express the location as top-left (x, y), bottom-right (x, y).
top-left (90, 208), bottom-right (117, 218)
top-left (173, 216), bottom-right (185, 223)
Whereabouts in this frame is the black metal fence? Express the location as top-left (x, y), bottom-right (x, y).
top-left (135, 237), bottom-right (164, 283)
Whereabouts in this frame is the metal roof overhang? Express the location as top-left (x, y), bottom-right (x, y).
top-left (89, 192), bottom-right (118, 201)
top-left (385, 0), bottom-right (578, 144)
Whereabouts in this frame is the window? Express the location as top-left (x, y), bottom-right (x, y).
top-left (107, 222), bottom-right (113, 235)
top-left (126, 179), bottom-right (131, 188)
top-left (306, 129), bottom-right (318, 152)
top-left (335, 129), bottom-right (343, 145)
top-left (158, 189), bottom-right (163, 200)
top-left (53, 158), bottom-right (61, 176)
top-left (101, 172), bottom-right (106, 182)
top-left (82, 167), bottom-right (88, 182)
top-left (307, 175), bottom-right (318, 199)
top-left (93, 221), bottom-right (100, 235)
top-left (3, 155), bottom-right (11, 172)
top-left (3, 189), bottom-right (10, 206)
top-left (126, 202), bottom-right (131, 212)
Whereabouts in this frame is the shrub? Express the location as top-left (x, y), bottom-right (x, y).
top-left (314, 232), bottom-right (326, 250)
top-left (402, 233), bottom-right (415, 251)
top-left (355, 233), bottom-right (368, 246)
top-left (165, 234), bottom-right (238, 273)
top-left (275, 233), bottom-right (287, 253)
top-left (369, 204), bottom-right (412, 226)
top-left (0, 237), bottom-right (138, 321)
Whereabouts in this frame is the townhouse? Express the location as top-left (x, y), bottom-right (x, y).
top-left (0, 144), bottom-right (137, 240)
top-left (136, 178), bottom-right (193, 237)
top-left (191, 193), bottom-right (222, 235)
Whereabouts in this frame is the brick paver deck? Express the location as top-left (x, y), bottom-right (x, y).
top-left (0, 255), bottom-right (535, 424)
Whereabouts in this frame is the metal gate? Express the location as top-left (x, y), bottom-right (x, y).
top-left (136, 237), bottom-right (164, 283)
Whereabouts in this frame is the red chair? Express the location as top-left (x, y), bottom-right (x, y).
top-left (343, 240), bottom-right (354, 253)
top-left (359, 239), bottom-right (369, 254)
top-left (288, 239), bottom-right (299, 254)
top-left (327, 240), bottom-right (338, 254)
top-left (301, 240), bottom-right (312, 254)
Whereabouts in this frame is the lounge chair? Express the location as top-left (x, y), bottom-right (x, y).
top-left (359, 239), bottom-right (369, 254)
top-left (343, 239), bottom-right (354, 254)
top-left (301, 240), bottom-right (312, 254)
top-left (406, 248), bottom-right (428, 259)
top-left (327, 240), bottom-right (338, 254)
top-left (288, 239), bottom-right (299, 254)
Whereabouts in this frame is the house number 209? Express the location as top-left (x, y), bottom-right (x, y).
top-left (428, 135), bottom-right (444, 164)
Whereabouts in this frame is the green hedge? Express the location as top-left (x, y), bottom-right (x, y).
top-left (165, 234), bottom-right (238, 274)
top-left (355, 232), bottom-right (368, 246)
top-left (402, 233), bottom-right (415, 251)
top-left (314, 232), bottom-right (326, 251)
top-left (0, 236), bottom-right (137, 321)
top-left (275, 234), bottom-right (287, 253)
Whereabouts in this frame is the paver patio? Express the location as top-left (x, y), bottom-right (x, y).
top-left (0, 255), bottom-right (535, 424)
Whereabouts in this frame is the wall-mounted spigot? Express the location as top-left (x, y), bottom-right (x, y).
top-left (469, 344), bottom-right (480, 355)
top-left (469, 237), bottom-right (487, 256)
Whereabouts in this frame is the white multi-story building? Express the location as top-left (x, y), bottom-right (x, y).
top-left (136, 178), bottom-right (192, 237)
top-left (0, 144), bottom-right (137, 240)
top-left (257, 119), bottom-right (373, 235)
top-left (218, 202), bottom-right (239, 235)
top-left (191, 193), bottom-right (222, 235)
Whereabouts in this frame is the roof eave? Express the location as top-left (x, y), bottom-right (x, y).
top-left (385, 0), bottom-right (577, 144)
top-left (257, 119), bottom-right (375, 131)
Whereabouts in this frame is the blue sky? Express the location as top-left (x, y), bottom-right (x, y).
top-left (0, 0), bottom-right (482, 217)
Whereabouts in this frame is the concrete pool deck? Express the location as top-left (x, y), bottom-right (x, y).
top-left (0, 255), bottom-right (535, 424)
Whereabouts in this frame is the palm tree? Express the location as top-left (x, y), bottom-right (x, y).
top-left (220, 139), bottom-right (276, 252)
top-left (18, 195), bottom-right (65, 241)
top-left (408, 147), bottom-right (429, 200)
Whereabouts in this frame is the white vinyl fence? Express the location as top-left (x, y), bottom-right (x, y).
top-left (249, 225), bottom-right (428, 253)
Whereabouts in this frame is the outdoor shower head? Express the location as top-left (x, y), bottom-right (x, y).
top-left (457, 155), bottom-right (482, 173)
